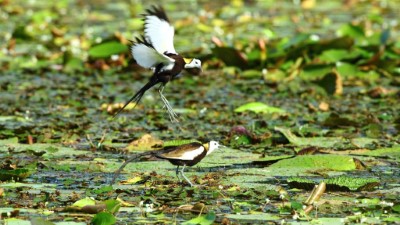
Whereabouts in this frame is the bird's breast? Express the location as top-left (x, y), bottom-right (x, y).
top-left (159, 63), bottom-right (174, 72)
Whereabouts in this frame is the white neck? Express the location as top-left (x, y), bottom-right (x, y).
top-left (206, 141), bottom-right (220, 155)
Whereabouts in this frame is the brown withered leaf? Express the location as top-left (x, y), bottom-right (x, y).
top-left (126, 134), bottom-right (163, 151)
top-left (297, 146), bottom-right (319, 155)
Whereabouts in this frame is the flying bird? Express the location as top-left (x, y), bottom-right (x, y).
top-left (114, 5), bottom-right (202, 122)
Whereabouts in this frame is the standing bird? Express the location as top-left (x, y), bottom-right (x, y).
top-left (114, 5), bottom-right (202, 122)
top-left (155, 141), bottom-right (220, 186)
top-left (111, 141), bottom-right (220, 186)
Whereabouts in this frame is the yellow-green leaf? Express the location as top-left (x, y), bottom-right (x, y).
top-left (88, 41), bottom-right (128, 58)
top-left (235, 102), bottom-right (285, 114)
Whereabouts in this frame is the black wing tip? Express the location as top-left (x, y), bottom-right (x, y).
top-left (145, 5), bottom-right (169, 22)
top-left (132, 35), bottom-right (155, 49)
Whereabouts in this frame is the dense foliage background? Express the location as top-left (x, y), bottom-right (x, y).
top-left (0, 0), bottom-right (399, 224)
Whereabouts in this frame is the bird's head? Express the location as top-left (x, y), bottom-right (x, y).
top-left (184, 58), bottom-right (202, 74)
top-left (205, 140), bottom-right (220, 155)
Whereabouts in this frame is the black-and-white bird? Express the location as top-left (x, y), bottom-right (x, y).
top-left (155, 141), bottom-right (220, 186)
top-left (111, 141), bottom-right (220, 186)
top-left (114, 5), bottom-right (202, 122)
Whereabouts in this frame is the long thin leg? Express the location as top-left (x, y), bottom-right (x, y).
top-left (179, 165), bottom-right (193, 187)
top-left (175, 165), bottom-right (182, 183)
top-left (159, 86), bottom-right (178, 122)
top-left (158, 84), bottom-right (179, 123)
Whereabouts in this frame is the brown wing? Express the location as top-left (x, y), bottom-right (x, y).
top-left (156, 142), bottom-right (204, 160)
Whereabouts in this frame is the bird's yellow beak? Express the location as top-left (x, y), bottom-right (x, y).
top-left (183, 58), bottom-right (192, 64)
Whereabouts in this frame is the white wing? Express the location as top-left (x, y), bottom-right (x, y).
top-left (161, 146), bottom-right (205, 161)
top-left (131, 37), bottom-right (174, 69)
top-left (144, 6), bottom-right (176, 54)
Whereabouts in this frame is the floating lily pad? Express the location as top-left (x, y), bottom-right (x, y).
top-left (287, 176), bottom-right (380, 192)
top-left (235, 102), bottom-right (286, 114)
top-left (182, 211), bottom-right (215, 225)
top-left (353, 146), bottom-right (400, 159)
top-left (31, 217), bottom-right (56, 225)
top-left (226, 213), bottom-right (280, 223)
top-left (269, 155), bottom-right (357, 171)
top-left (275, 127), bottom-right (377, 149)
top-left (72, 197), bottom-right (96, 208)
top-left (324, 176), bottom-right (380, 191)
top-left (0, 137), bottom-right (19, 145)
top-left (2, 219), bottom-right (32, 225)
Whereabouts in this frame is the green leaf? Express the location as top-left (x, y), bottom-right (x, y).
top-left (282, 33), bottom-right (310, 49)
top-left (230, 135), bottom-right (251, 146)
top-left (241, 69), bottom-right (262, 79)
top-left (325, 177), bottom-right (380, 191)
top-left (92, 186), bottom-right (113, 195)
top-left (264, 69), bottom-right (286, 82)
top-left (88, 41), bottom-right (128, 58)
top-left (335, 62), bottom-right (380, 81)
top-left (226, 213), bottom-right (280, 221)
top-left (353, 146), bottom-right (400, 160)
top-left (319, 49), bottom-right (361, 63)
top-left (291, 201), bottom-right (303, 210)
top-left (64, 57), bottom-right (84, 72)
top-left (104, 199), bottom-right (121, 214)
top-left (0, 137), bottom-right (19, 144)
top-left (270, 155), bottom-right (357, 171)
top-left (335, 62), bottom-right (360, 77)
top-left (393, 204), bottom-right (400, 213)
top-left (275, 127), bottom-right (377, 148)
top-left (337, 24), bottom-right (365, 39)
top-left (319, 49), bottom-right (348, 62)
top-left (72, 197), bottom-right (96, 208)
top-left (235, 102), bottom-right (286, 114)
top-left (163, 139), bottom-right (201, 147)
top-left (31, 218), bottom-right (56, 225)
top-left (182, 211), bottom-right (216, 225)
top-left (384, 217), bottom-right (400, 223)
top-left (360, 198), bottom-right (380, 205)
top-left (300, 64), bottom-right (332, 80)
top-left (91, 212), bottom-right (116, 225)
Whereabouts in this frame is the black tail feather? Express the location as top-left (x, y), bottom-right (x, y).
top-left (113, 78), bottom-right (160, 118)
top-left (110, 147), bottom-right (174, 184)
top-left (110, 151), bottom-right (150, 184)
